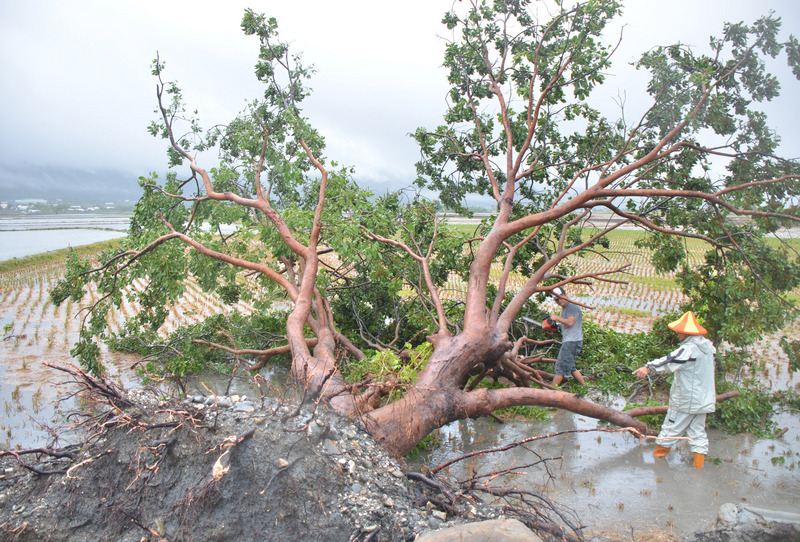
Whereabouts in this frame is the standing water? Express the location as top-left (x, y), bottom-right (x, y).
top-left (415, 324), bottom-right (800, 538)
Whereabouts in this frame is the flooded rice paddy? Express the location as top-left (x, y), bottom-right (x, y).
top-left (0, 214), bottom-right (129, 260)
top-left (0, 219), bottom-right (798, 537)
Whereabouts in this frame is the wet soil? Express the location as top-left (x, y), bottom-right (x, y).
top-left (0, 393), bottom-right (435, 541)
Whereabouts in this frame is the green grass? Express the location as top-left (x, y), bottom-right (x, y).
top-left (604, 306), bottom-right (653, 318)
top-left (0, 239), bottom-right (123, 274)
top-left (444, 223), bottom-right (484, 237)
top-left (766, 236), bottom-right (800, 251)
top-left (495, 404), bottom-right (551, 421)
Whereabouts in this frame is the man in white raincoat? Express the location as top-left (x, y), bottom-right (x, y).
top-left (634, 311), bottom-right (716, 469)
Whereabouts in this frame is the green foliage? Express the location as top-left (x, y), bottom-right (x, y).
top-left (708, 382), bottom-right (777, 438)
top-left (780, 336), bottom-right (800, 374)
top-left (623, 399), bottom-right (666, 428)
top-left (774, 390), bottom-right (800, 412)
top-left (495, 404), bottom-right (550, 421)
top-left (109, 310), bottom-right (290, 378)
top-left (405, 431), bottom-right (442, 460)
top-left (416, 0), bottom-right (626, 213)
top-left (578, 320), bottom-right (673, 395)
top-left (341, 342), bottom-right (433, 402)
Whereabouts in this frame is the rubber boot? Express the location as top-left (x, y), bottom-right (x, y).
top-left (653, 445), bottom-right (671, 459)
top-left (693, 453), bottom-right (705, 470)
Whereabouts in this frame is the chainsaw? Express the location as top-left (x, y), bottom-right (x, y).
top-left (521, 315), bottom-right (560, 332)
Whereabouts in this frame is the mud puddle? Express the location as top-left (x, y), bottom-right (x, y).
top-left (417, 325), bottom-right (800, 538)
top-left (420, 406), bottom-right (799, 538)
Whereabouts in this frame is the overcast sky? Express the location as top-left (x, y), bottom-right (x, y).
top-left (1, 1), bottom-right (798, 194)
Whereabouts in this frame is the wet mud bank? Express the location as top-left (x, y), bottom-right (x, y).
top-left (0, 389), bottom-right (428, 541)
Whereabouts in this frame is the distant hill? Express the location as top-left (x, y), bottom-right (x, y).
top-left (0, 163), bottom-right (143, 204)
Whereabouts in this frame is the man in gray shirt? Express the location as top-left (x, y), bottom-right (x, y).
top-left (549, 286), bottom-right (586, 387)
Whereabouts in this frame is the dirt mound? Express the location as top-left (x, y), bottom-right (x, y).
top-left (0, 389), bottom-right (436, 541)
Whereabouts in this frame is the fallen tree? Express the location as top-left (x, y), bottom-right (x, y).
top-left (54, 1), bottom-right (800, 456)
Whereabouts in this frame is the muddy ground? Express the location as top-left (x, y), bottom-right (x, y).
top-left (0, 389), bottom-right (428, 541)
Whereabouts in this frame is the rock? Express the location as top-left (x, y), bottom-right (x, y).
top-left (233, 402), bottom-right (255, 413)
top-left (416, 519), bottom-right (543, 542)
top-left (275, 458), bottom-right (289, 469)
top-left (218, 397), bottom-right (233, 408)
top-left (351, 483), bottom-right (362, 493)
top-left (204, 396), bottom-right (216, 405)
top-left (717, 502), bottom-right (739, 526)
top-left (321, 439), bottom-right (339, 455)
top-left (740, 504), bottom-right (800, 525)
top-left (230, 395), bottom-right (240, 403)
top-left (390, 467), bottom-right (404, 478)
top-left (383, 497), bottom-right (394, 508)
top-left (431, 510), bottom-right (447, 521)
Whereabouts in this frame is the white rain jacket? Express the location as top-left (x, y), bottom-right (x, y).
top-left (647, 335), bottom-right (716, 414)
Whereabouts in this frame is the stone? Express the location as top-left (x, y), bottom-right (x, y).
top-left (740, 504), bottom-right (800, 525)
top-left (431, 510), bottom-right (446, 521)
top-left (415, 519), bottom-right (543, 542)
top-left (717, 502), bottom-right (739, 526)
top-left (275, 458), bottom-right (289, 469)
top-left (428, 517), bottom-right (443, 530)
top-left (383, 497), bottom-right (394, 508)
top-left (233, 402), bottom-right (255, 413)
top-left (230, 395), bottom-right (240, 403)
top-left (321, 439), bottom-right (340, 455)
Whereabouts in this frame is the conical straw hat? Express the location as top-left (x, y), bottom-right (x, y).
top-left (668, 311), bottom-right (707, 335)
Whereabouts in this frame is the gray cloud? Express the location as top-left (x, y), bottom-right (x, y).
top-left (1, 1), bottom-right (797, 199)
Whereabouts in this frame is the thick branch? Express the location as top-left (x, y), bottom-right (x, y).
top-left (461, 387), bottom-right (649, 436)
top-left (625, 390), bottom-right (740, 417)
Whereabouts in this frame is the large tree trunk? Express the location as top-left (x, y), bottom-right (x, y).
top-left (359, 331), bottom-right (650, 457)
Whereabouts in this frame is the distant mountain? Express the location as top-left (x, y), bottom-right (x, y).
top-left (0, 163), bottom-right (143, 203)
